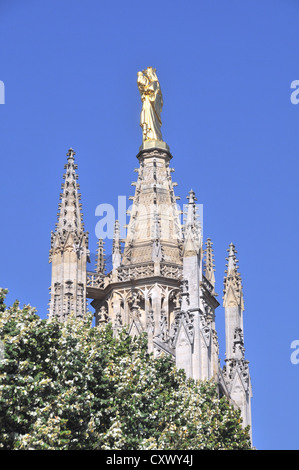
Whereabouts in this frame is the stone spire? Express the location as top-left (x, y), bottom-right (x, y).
top-left (48, 148), bottom-right (89, 320)
top-left (121, 144), bottom-right (183, 267)
top-left (204, 238), bottom-right (216, 288)
top-left (54, 148), bottom-right (85, 235)
top-left (223, 243), bottom-right (252, 434)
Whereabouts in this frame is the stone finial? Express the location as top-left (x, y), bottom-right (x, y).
top-left (185, 189), bottom-right (197, 226)
top-left (54, 148), bottom-right (85, 236)
top-left (95, 238), bottom-right (106, 275)
top-left (183, 189), bottom-right (202, 256)
top-left (223, 242), bottom-right (244, 310)
top-left (204, 238), bottom-right (216, 287)
top-left (225, 243), bottom-right (239, 275)
top-left (112, 220), bottom-right (122, 269)
top-left (66, 148), bottom-right (76, 159)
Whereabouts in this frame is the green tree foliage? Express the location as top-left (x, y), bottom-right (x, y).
top-left (0, 289), bottom-right (251, 450)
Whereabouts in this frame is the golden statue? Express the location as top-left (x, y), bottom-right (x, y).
top-left (137, 67), bottom-right (163, 142)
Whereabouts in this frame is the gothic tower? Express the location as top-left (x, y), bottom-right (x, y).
top-left (48, 148), bottom-right (90, 320)
top-left (86, 137), bottom-right (222, 383)
top-left (90, 141), bottom-right (187, 357)
top-left (48, 68), bottom-right (252, 437)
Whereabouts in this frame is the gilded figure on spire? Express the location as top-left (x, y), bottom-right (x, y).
top-left (137, 67), bottom-right (163, 142)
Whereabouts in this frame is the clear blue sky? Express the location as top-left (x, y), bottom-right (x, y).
top-left (0, 0), bottom-right (298, 450)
